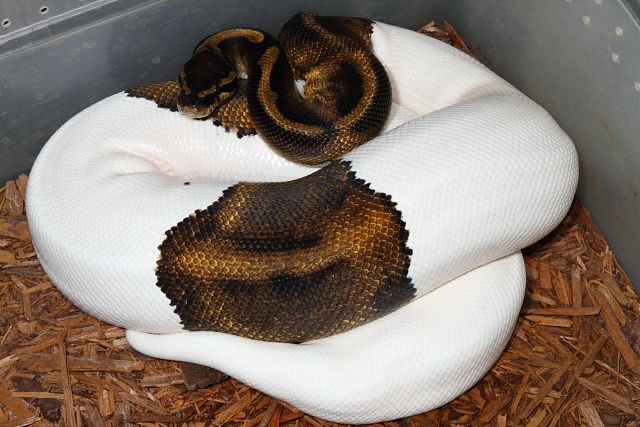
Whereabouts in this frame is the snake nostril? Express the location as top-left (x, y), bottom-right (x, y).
top-left (1, 18), bottom-right (11, 28)
top-left (39, 6), bottom-right (49, 15)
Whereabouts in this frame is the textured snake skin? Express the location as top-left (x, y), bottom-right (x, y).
top-left (156, 160), bottom-right (414, 342)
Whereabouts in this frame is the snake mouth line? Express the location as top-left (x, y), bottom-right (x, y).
top-left (176, 104), bottom-right (214, 119)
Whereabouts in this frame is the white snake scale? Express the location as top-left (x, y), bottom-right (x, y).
top-left (26, 21), bottom-right (578, 423)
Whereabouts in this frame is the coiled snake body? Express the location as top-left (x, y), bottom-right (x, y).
top-left (176, 12), bottom-right (391, 165)
top-left (26, 12), bottom-right (578, 423)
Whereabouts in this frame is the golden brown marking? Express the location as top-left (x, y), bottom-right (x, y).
top-left (216, 90), bottom-right (233, 104)
top-left (196, 86), bottom-right (215, 98)
top-left (126, 80), bottom-right (256, 136)
top-left (207, 79), bottom-right (255, 136)
top-left (245, 12), bottom-right (391, 164)
top-left (130, 12), bottom-right (389, 158)
top-left (293, 13), bottom-right (383, 132)
top-left (217, 70), bottom-right (237, 88)
top-left (195, 28), bottom-right (265, 54)
top-left (156, 161), bottom-right (414, 343)
top-left (196, 69), bottom-right (236, 98)
top-left (178, 70), bottom-right (191, 95)
top-left (126, 81), bottom-right (181, 110)
top-left (255, 46), bottom-right (327, 135)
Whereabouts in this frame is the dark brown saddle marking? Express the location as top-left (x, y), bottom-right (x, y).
top-left (156, 161), bottom-right (414, 343)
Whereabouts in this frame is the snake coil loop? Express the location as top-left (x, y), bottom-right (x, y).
top-left (176, 12), bottom-right (392, 165)
top-left (27, 12), bottom-right (578, 422)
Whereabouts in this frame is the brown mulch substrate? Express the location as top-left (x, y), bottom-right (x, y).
top-left (2, 178), bottom-right (640, 427)
top-left (2, 21), bottom-right (640, 427)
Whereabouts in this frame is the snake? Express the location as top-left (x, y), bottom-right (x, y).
top-left (26, 12), bottom-right (578, 423)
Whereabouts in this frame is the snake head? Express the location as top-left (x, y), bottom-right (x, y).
top-left (177, 51), bottom-right (238, 119)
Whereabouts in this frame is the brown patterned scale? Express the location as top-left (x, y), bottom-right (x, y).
top-left (156, 162), bottom-right (414, 343)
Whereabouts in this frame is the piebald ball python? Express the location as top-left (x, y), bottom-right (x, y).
top-left (26, 12), bottom-right (578, 423)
